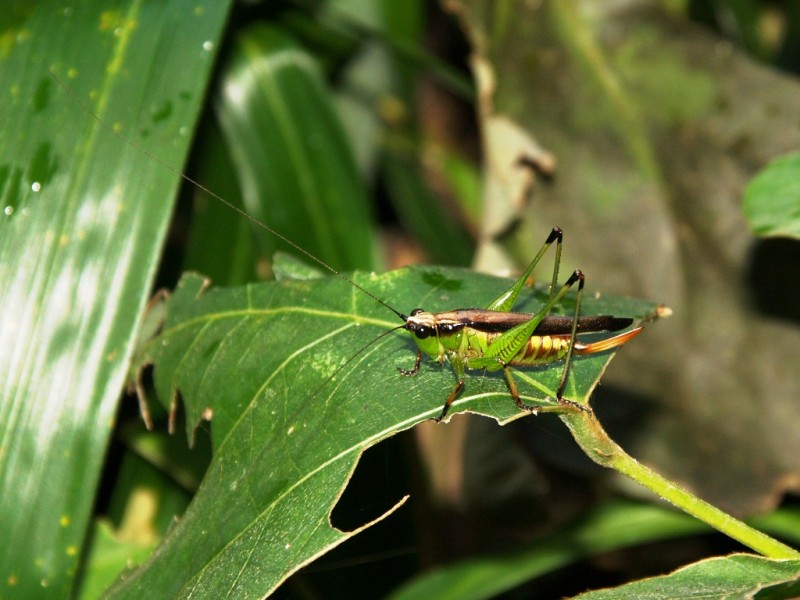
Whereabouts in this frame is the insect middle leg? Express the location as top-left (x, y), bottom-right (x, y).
top-left (503, 366), bottom-right (540, 414)
top-left (433, 354), bottom-right (467, 422)
top-left (434, 379), bottom-right (464, 422)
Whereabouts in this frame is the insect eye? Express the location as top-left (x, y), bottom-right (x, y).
top-left (414, 325), bottom-right (433, 339)
top-left (410, 308), bottom-right (424, 316)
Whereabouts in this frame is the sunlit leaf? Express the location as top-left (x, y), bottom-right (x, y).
top-left (108, 267), bottom-right (657, 597)
top-left (0, 1), bottom-right (231, 596)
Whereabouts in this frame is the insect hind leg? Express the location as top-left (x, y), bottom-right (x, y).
top-left (504, 366), bottom-right (588, 415)
top-left (485, 226), bottom-right (564, 312)
top-left (553, 270), bottom-right (591, 414)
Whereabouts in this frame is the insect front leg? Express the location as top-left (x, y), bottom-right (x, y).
top-left (399, 350), bottom-right (422, 376)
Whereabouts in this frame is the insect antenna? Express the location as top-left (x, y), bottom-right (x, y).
top-left (306, 323), bottom-right (408, 402)
top-left (49, 69), bottom-right (408, 323)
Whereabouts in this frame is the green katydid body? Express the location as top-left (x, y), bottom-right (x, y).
top-left (405, 309), bottom-right (635, 370)
top-left (399, 227), bottom-right (643, 421)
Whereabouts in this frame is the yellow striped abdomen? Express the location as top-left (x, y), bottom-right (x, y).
top-left (509, 334), bottom-right (571, 365)
top-left (459, 329), bottom-right (572, 367)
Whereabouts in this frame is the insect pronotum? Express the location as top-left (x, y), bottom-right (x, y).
top-left (53, 71), bottom-right (643, 425)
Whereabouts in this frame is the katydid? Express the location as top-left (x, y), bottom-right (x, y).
top-left (242, 222), bottom-right (642, 422)
top-left (52, 72), bottom-right (643, 424)
top-left (399, 227), bottom-right (642, 421)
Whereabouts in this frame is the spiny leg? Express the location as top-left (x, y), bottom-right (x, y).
top-left (486, 268), bottom-right (586, 368)
top-left (555, 270), bottom-right (590, 413)
top-left (501, 269), bottom-right (590, 414)
top-left (486, 226), bottom-right (563, 312)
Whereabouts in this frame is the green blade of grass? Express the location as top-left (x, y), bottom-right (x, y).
top-left (0, 1), bottom-right (231, 596)
top-left (576, 554), bottom-right (800, 599)
top-left (215, 24), bottom-right (376, 272)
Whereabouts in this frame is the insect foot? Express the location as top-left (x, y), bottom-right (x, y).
top-left (556, 397), bottom-right (592, 414)
top-left (398, 350), bottom-right (422, 376)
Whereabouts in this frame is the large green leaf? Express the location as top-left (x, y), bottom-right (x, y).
top-left (215, 24), bottom-right (376, 272)
top-left (389, 502), bottom-right (800, 600)
top-left (388, 501), bottom-right (709, 600)
top-left (743, 152), bottom-right (800, 239)
top-left (109, 267), bottom-right (657, 597)
top-left (575, 554), bottom-right (800, 599)
top-left (0, 1), bottom-right (231, 596)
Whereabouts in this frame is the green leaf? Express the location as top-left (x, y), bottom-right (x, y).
top-left (109, 268), bottom-right (657, 597)
top-left (184, 119), bottom-right (260, 286)
top-left (574, 554), bottom-right (800, 599)
top-left (0, 1), bottom-right (231, 596)
top-left (743, 152), bottom-right (800, 239)
top-left (77, 521), bottom-right (157, 600)
top-left (388, 502), bottom-right (709, 600)
top-left (215, 24), bottom-right (376, 271)
top-left (383, 153), bottom-right (475, 266)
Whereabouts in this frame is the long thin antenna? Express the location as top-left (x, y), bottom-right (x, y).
top-left (50, 69), bottom-right (408, 322)
top-left (308, 323), bottom-right (407, 402)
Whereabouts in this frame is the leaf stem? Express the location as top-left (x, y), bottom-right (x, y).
top-left (560, 410), bottom-right (800, 559)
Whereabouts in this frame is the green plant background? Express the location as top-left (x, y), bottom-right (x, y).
top-left (2, 0), bottom-right (800, 599)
